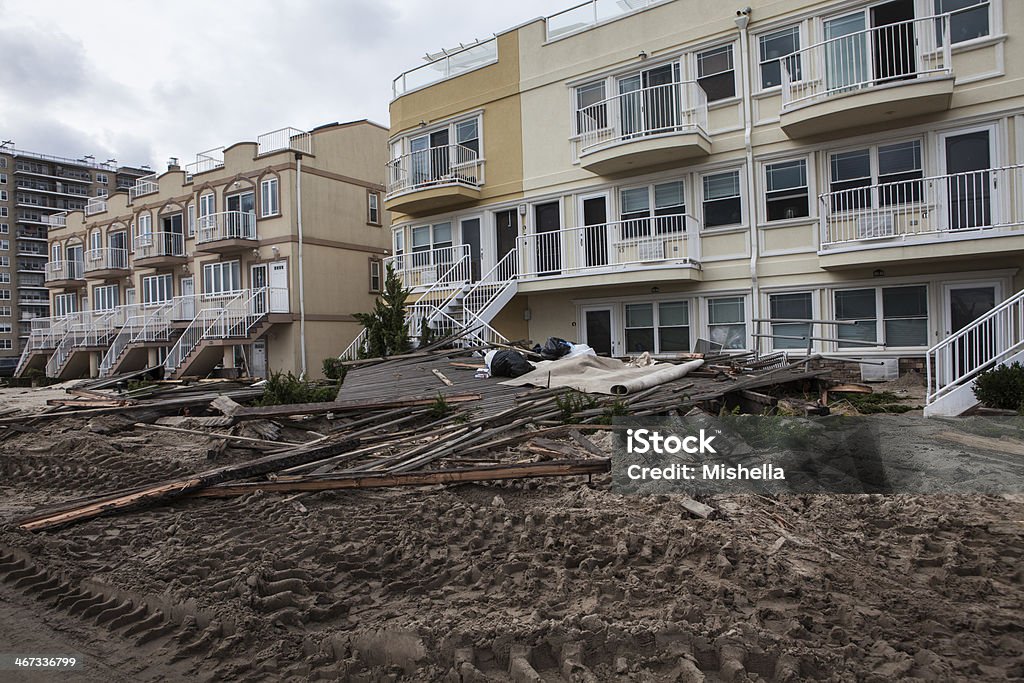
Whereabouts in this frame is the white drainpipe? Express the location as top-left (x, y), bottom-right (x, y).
top-left (735, 8), bottom-right (760, 353)
top-left (296, 152), bottom-right (307, 378)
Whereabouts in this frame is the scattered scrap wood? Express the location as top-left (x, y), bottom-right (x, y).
top-left (431, 368), bottom-right (454, 386)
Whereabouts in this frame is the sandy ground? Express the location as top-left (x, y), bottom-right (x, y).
top-left (0, 411), bottom-right (1021, 681)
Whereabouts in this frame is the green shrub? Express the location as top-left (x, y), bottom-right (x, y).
top-left (322, 357), bottom-right (348, 382)
top-left (429, 392), bottom-right (451, 418)
top-left (254, 372), bottom-right (337, 406)
top-left (973, 362), bottom-right (1024, 412)
top-left (353, 264), bottom-right (411, 358)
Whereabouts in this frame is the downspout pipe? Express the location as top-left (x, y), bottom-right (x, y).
top-left (735, 8), bottom-right (760, 354)
top-left (295, 152), bottom-right (307, 378)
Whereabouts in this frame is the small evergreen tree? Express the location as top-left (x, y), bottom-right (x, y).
top-left (354, 263), bottom-right (411, 357)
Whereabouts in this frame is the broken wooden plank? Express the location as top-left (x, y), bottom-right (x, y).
top-left (133, 422), bottom-right (302, 448)
top-left (210, 395), bottom-right (243, 417)
top-left (227, 394), bottom-right (482, 420)
top-left (828, 383), bottom-right (874, 394)
top-left (431, 369), bottom-right (454, 386)
top-left (680, 498), bottom-right (717, 519)
top-left (191, 458), bottom-right (611, 497)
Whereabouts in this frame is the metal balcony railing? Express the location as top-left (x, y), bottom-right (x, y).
top-left (546, 0), bottom-right (669, 40)
top-left (383, 245), bottom-right (471, 289)
top-left (84, 247), bottom-right (129, 272)
top-left (47, 212), bottom-right (67, 228)
top-left (781, 14), bottom-right (953, 111)
top-left (392, 38), bottom-right (498, 98)
top-left (575, 80), bottom-right (708, 157)
top-left (517, 216), bottom-right (701, 278)
top-left (128, 173), bottom-right (159, 202)
top-left (184, 147), bottom-right (225, 178)
top-left (386, 144), bottom-right (483, 198)
top-left (133, 231), bottom-right (186, 259)
top-left (195, 211), bottom-right (257, 244)
top-left (44, 260), bottom-right (84, 282)
top-left (257, 127), bottom-right (312, 156)
top-left (85, 197), bottom-right (108, 216)
top-left (819, 165), bottom-right (1024, 249)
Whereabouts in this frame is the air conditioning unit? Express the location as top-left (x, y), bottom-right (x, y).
top-left (856, 213), bottom-right (895, 239)
top-left (636, 240), bottom-right (665, 262)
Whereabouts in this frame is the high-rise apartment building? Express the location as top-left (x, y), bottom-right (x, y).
top-left (0, 146), bottom-right (149, 372)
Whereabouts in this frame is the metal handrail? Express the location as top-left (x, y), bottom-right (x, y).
top-left (386, 143), bottom-right (483, 197)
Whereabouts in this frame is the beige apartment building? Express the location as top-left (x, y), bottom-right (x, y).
top-left (0, 146), bottom-right (149, 372)
top-left (379, 0), bottom-right (1024, 416)
top-left (17, 121), bottom-right (389, 380)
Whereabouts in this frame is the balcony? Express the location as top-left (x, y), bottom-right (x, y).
top-left (779, 15), bottom-right (954, 139)
top-left (128, 173), bottom-right (159, 202)
top-left (818, 165), bottom-right (1024, 269)
top-left (16, 229), bottom-right (47, 241)
top-left (575, 81), bottom-right (710, 176)
top-left (17, 245), bottom-right (47, 257)
top-left (133, 231), bottom-right (188, 268)
top-left (392, 38), bottom-right (497, 98)
top-left (85, 197), bottom-right (108, 216)
top-left (515, 216), bottom-right (701, 287)
top-left (84, 247), bottom-right (130, 279)
top-left (195, 211), bottom-right (257, 253)
top-left (184, 147), bottom-right (225, 179)
top-left (387, 245), bottom-right (472, 289)
top-left (44, 260), bottom-right (85, 288)
top-left (47, 213), bottom-right (67, 228)
top-left (257, 127), bottom-right (312, 156)
top-left (385, 144), bottom-right (484, 215)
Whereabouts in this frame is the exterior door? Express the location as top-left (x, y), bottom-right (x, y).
top-left (580, 193), bottom-right (609, 269)
top-left (942, 129), bottom-right (994, 231)
top-left (250, 264), bottom-right (267, 314)
top-left (460, 217), bottom-right (482, 282)
top-left (495, 209), bottom-right (518, 264)
top-left (583, 307), bottom-right (615, 356)
top-left (534, 201), bottom-right (562, 276)
top-left (180, 277), bottom-right (195, 319)
top-left (943, 282), bottom-right (1000, 381)
top-left (870, 0), bottom-right (916, 82)
top-left (250, 340), bottom-right (267, 379)
top-left (269, 261), bottom-right (289, 313)
top-left (226, 192), bottom-right (255, 237)
top-left (125, 287), bottom-right (136, 307)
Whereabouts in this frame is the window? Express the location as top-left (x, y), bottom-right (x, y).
top-left (369, 258), bottom-right (382, 293)
top-left (0, 323), bottom-right (11, 333)
top-left (708, 296), bottom-right (746, 349)
top-left (411, 222), bottom-right (453, 267)
top-left (0, 339), bottom-right (11, 350)
top-left (51, 244), bottom-right (59, 261)
top-left (702, 170), bottom-right (742, 227)
top-left (367, 191), bottom-right (380, 225)
top-left (623, 301), bottom-right (691, 354)
top-left (187, 205), bottom-right (196, 237)
top-left (93, 284), bottom-right (118, 311)
top-left (0, 224), bottom-right (7, 234)
top-left (0, 173), bottom-right (6, 184)
top-left (0, 272), bottom-right (9, 284)
top-left (0, 208), bottom-right (6, 217)
top-left (455, 119), bottom-right (480, 156)
top-left (0, 240), bottom-right (8, 251)
top-left (89, 230), bottom-right (101, 254)
top-left (834, 285), bottom-right (928, 348)
top-left (769, 292), bottom-right (813, 350)
top-left (829, 140), bottom-right (923, 210)
top-left (0, 191), bottom-right (7, 201)
top-left (393, 229), bottom-right (405, 269)
top-left (0, 306), bottom-right (10, 316)
top-left (575, 81), bottom-right (607, 134)
top-left (199, 192), bottom-right (215, 219)
top-left (0, 256), bottom-right (7, 267)
top-left (142, 274), bottom-right (172, 304)
top-left (96, 173), bottom-right (108, 184)
top-left (759, 26), bottom-right (801, 89)
top-left (697, 45), bottom-right (736, 102)
top-left (620, 180), bottom-right (686, 238)
top-left (137, 212), bottom-right (152, 237)
top-left (765, 159), bottom-right (809, 221)
top-left (260, 178), bottom-right (279, 217)
top-left (202, 260), bottom-right (242, 296)
top-left (96, 188), bottom-right (108, 198)
top-left (936, 0), bottom-right (990, 44)
top-left (0, 289), bottom-right (8, 301)
top-left (52, 292), bottom-right (76, 315)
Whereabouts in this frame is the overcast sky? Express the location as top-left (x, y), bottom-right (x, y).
top-left (0, 0), bottom-right (558, 170)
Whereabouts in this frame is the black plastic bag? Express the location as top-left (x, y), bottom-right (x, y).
top-left (541, 337), bottom-right (572, 360)
top-left (490, 350), bottom-right (534, 378)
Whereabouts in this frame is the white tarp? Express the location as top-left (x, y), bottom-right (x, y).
top-left (500, 355), bottom-right (704, 395)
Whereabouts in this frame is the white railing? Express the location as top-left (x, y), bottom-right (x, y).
top-left (781, 14), bottom-right (952, 110)
top-left (97, 296), bottom-right (194, 377)
top-left (546, 0), bottom-right (668, 40)
top-left (85, 197), bottom-right (108, 216)
top-left (384, 244), bottom-right (471, 290)
top-left (339, 328), bottom-right (368, 362)
top-left (164, 287), bottom-right (274, 376)
top-left (517, 216), bottom-right (700, 278)
top-left (196, 211), bottom-right (257, 244)
top-left (14, 315), bottom-right (69, 376)
top-left (84, 247), bottom-right (129, 272)
top-left (820, 165), bottom-right (1024, 249)
top-left (47, 212), bottom-right (67, 228)
top-left (387, 144), bottom-right (483, 198)
top-left (128, 173), bottom-right (159, 202)
top-left (184, 147), bottom-right (225, 177)
top-left (392, 38), bottom-right (498, 98)
top-left (406, 253), bottom-right (472, 341)
top-left (576, 80), bottom-right (708, 157)
top-left (257, 127), bottom-right (312, 156)
top-left (462, 249), bottom-right (518, 335)
top-left (44, 260), bottom-right (84, 282)
top-left (927, 288), bottom-right (1024, 405)
top-left (133, 231), bottom-right (186, 259)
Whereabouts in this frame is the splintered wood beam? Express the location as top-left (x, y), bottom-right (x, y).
top-left (190, 458), bottom-right (612, 497)
top-left (225, 394), bottom-right (482, 420)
